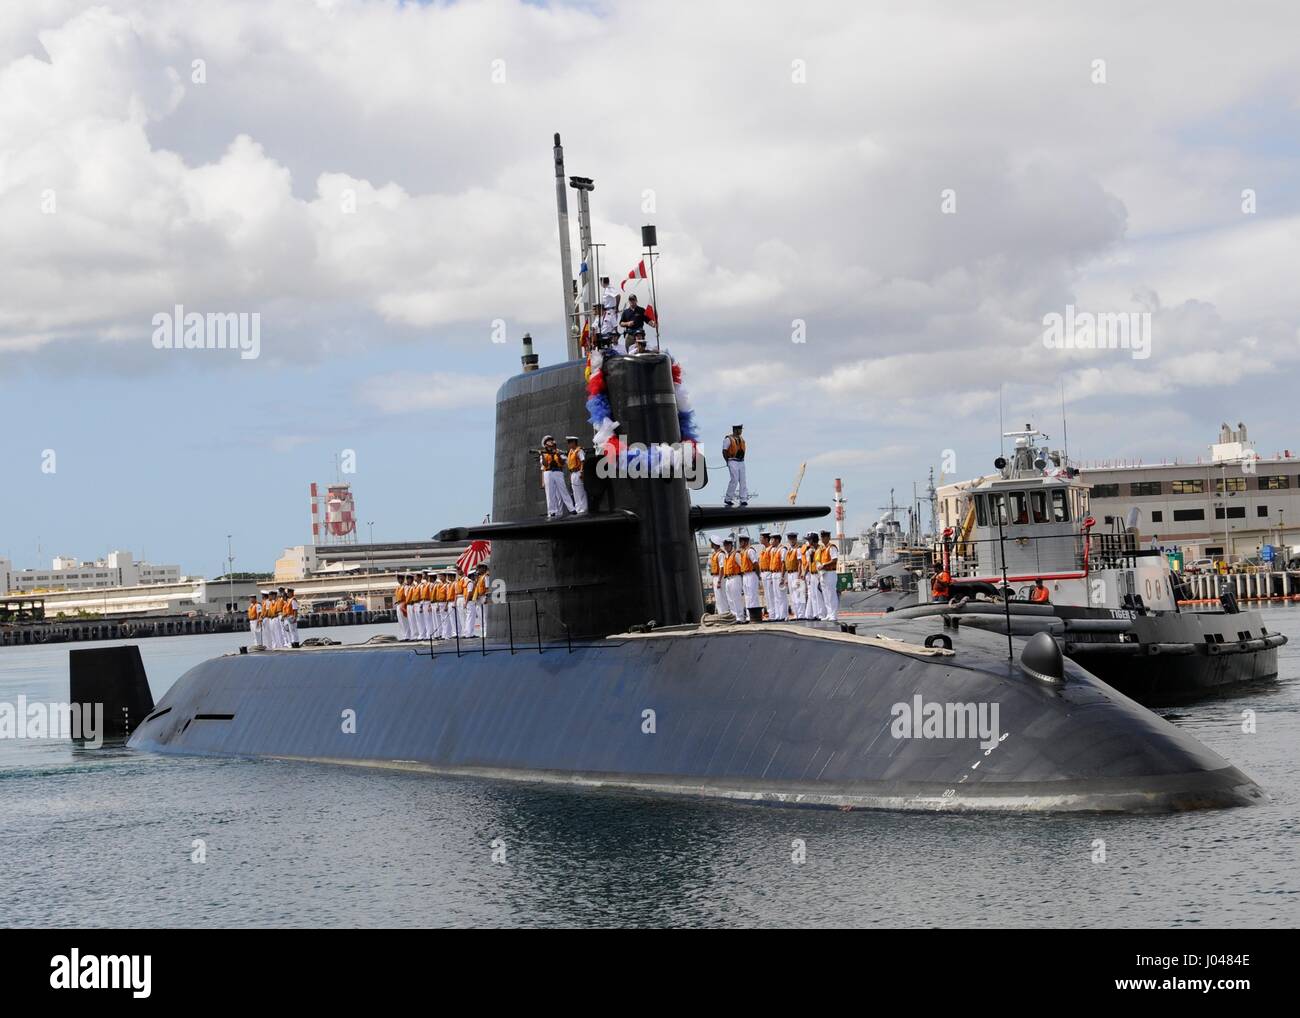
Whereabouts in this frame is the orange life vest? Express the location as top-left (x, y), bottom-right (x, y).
top-left (709, 551), bottom-right (723, 576)
top-left (567, 448), bottom-right (583, 472)
top-left (722, 552), bottom-right (741, 576)
top-left (785, 547), bottom-right (800, 572)
top-left (932, 571), bottom-right (951, 597)
top-left (541, 449), bottom-right (563, 471)
top-left (247, 603), bottom-right (259, 620)
top-left (285, 598), bottom-right (297, 617)
top-left (1030, 585), bottom-right (1050, 604)
top-left (723, 436), bottom-right (746, 461)
top-left (472, 576), bottom-right (488, 600)
top-left (740, 548), bottom-right (755, 574)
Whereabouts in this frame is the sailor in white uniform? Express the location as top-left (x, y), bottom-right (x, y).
top-left (566, 436), bottom-right (588, 515)
top-left (818, 530), bottom-right (839, 621)
top-left (722, 425), bottom-right (748, 507)
top-left (708, 535), bottom-right (729, 616)
top-left (804, 533), bottom-right (826, 620)
top-left (540, 435), bottom-right (575, 518)
top-left (722, 537), bottom-right (744, 622)
top-left (248, 595), bottom-right (263, 646)
top-left (786, 534), bottom-right (805, 619)
top-left (739, 534), bottom-right (761, 623)
top-left (286, 588), bottom-right (300, 645)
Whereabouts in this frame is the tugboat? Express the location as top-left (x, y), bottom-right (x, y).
top-left (76, 139), bottom-right (1266, 813)
top-left (852, 427), bottom-right (1286, 705)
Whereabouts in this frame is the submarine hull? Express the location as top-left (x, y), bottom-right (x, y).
top-left (127, 621), bottom-right (1263, 813)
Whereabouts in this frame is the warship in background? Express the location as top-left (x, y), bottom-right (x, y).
top-left (75, 137), bottom-right (1265, 814)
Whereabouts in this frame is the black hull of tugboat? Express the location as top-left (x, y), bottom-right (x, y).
top-left (845, 599), bottom-right (1285, 707)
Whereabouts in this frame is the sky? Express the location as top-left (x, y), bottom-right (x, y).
top-left (2, 0), bottom-right (1299, 577)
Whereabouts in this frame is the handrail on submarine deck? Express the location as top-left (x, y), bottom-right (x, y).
top-left (412, 596), bottom-right (635, 663)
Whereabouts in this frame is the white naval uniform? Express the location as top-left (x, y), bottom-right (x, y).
top-left (780, 546), bottom-right (800, 616)
top-left (819, 544), bottom-right (839, 621)
top-left (805, 551), bottom-right (826, 619)
top-left (773, 561), bottom-right (789, 621)
top-left (724, 556), bottom-right (745, 624)
top-left (542, 453), bottom-right (575, 517)
top-left (287, 598), bottom-right (299, 644)
top-left (396, 588), bottom-right (410, 639)
top-left (249, 606), bottom-right (262, 645)
top-left (709, 550), bottom-right (730, 616)
top-left (742, 547), bottom-right (761, 615)
top-left (724, 445), bottom-right (748, 504)
top-left (568, 448), bottom-right (588, 514)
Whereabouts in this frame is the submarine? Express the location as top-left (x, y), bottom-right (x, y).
top-left (88, 346), bottom-right (1266, 813)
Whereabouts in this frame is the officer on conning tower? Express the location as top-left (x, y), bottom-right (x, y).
top-left (723, 424), bottom-right (747, 507)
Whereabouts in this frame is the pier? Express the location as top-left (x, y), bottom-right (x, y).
top-left (0, 608), bottom-right (396, 647)
top-left (1179, 570), bottom-right (1300, 605)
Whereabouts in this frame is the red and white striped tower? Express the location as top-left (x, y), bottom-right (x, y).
top-left (309, 482), bottom-right (322, 543)
top-left (834, 477), bottom-right (846, 543)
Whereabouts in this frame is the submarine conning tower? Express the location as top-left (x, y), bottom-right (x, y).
top-left (439, 352), bottom-right (827, 642)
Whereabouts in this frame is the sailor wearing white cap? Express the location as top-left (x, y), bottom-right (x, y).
top-left (721, 536), bottom-right (744, 622)
top-left (739, 534), bottom-right (761, 622)
top-left (785, 533), bottom-right (804, 619)
top-left (818, 530), bottom-right (839, 621)
top-left (566, 436), bottom-right (588, 515)
top-left (540, 435), bottom-right (575, 518)
top-left (248, 593), bottom-right (263, 646)
top-left (707, 535), bottom-right (730, 616)
top-left (804, 533), bottom-right (825, 620)
top-left (286, 588), bottom-right (300, 645)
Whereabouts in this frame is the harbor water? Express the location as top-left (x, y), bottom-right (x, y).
top-left (1, 613), bottom-right (1297, 928)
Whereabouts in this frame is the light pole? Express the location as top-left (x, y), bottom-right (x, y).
top-left (226, 534), bottom-right (235, 620)
top-left (366, 521), bottom-right (376, 608)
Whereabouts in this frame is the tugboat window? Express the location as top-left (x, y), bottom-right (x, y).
top-left (975, 495), bottom-right (988, 527)
top-left (1030, 490), bottom-right (1048, 523)
top-left (1008, 491), bottom-right (1029, 524)
top-left (989, 493), bottom-right (1008, 526)
top-left (1051, 489), bottom-right (1070, 522)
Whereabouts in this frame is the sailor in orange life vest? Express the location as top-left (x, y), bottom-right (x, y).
top-left (757, 532), bottom-right (773, 619)
top-left (721, 536), bottom-right (743, 621)
top-left (931, 567), bottom-right (952, 603)
top-left (540, 435), bottom-right (575, 518)
top-left (722, 425), bottom-right (748, 507)
top-left (565, 436), bottom-right (588, 515)
top-left (817, 530), bottom-right (840, 621)
top-left (802, 533), bottom-right (825, 620)
top-left (435, 570), bottom-right (453, 640)
top-left (394, 574), bottom-right (410, 640)
top-left (738, 533), bottom-right (762, 622)
top-left (260, 590), bottom-right (277, 648)
top-left (707, 535), bottom-right (731, 617)
top-left (1029, 578), bottom-right (1051, 604)
top-left (786, 532), bottom-right (805, 620)
top-left (418, 573), bottom-right (430, 640)
top-left (247, 593), bottom-right (263, 646)
top-left (769, 533), bottom-right (790, 621)
top-left (466, 563), bottom-right (490, 637)
top-left (285, 587), bottom-right (300, 645)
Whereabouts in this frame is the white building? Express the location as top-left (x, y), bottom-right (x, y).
top-left (0, 550), bottom-right (182, 594)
